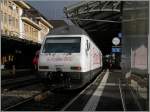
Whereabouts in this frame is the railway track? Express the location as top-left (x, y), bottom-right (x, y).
top-left (3, 89), bottom-right (48, 111)
top-left (2, 75), bottom-right (41, 91)
top-left (119, 78), bottom-right (145, 111)
top-left (61, 70), bottom-right (107, 111)
top-left (61, 70), bottom-right (142, 111)
top-left (2, 82), bottom-right (47, 110)
top-left (1, 74), bottom-right (46, 110)
top-left (2, 87), bottom-right (78, 111)
top-left (2, 71), bottom-right (105, 111)
top-left (2, 69), bottom-right (142, 111)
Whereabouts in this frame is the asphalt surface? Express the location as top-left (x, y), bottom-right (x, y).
top-left (96, 70), bottom-right (124, 111)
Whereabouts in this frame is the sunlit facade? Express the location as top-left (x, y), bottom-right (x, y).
top-left (0, 0), bottom-right (20, 37)
top-left (37, 17), bottom-right (53, 43)
top-left (0, 0), bottom-right (53, 43)
top-left (0, 0), bottom-right (53, 67)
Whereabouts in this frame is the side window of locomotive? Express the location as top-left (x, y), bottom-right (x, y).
top-left (86, 40), bottom-right (90, 56)
top-left (86, 40), bottom-right (88, 50)
top-left (86, 40), bottom-right (90, 51)
top-left (88, 42), bottom-right (90, 50)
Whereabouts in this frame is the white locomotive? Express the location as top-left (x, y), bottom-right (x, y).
top-left (38, 26), bottom-right (103, 89)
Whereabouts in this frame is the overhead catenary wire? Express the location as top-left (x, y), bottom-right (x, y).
top-left (65, 17), bottom-right (121, 23)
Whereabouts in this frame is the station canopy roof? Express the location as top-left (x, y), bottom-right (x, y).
top-left (64, 1), bottom-right (122, 54)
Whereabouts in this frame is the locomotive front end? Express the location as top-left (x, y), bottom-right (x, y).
top-left (38, 36), bottom-right (84, 89)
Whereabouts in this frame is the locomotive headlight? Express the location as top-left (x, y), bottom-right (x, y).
top-left (39, 66), bottom-right (49, 69)
top-left (70, 66), bottom-right (81, 70)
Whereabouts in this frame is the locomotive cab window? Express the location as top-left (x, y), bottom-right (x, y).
top-left (43, 37), bottom-right (81, 53)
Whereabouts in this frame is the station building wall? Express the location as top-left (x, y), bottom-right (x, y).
top-left (121, 1), bottom-right (149, 76)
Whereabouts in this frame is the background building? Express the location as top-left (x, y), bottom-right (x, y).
top-left (1, 0), bottom-right (53, 69)
top-left (121, 1), bottom-right (149, 77)
top-left (121, 1), bottom-right (149, 108)
top-left (1, 0), bottom-right (20, 37)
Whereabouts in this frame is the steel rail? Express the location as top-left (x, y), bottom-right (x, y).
top-left (61, 69), bottom-right (106, 111)
top-left (2, 78), bottom-right (40, 91)
top-left (128, 85), bottom-right (143, 111)
top-left (3, 89), bottom-right (49, 111)
top-left (67, 17), bottom-right (121, 23)
top-left (119, 79), bottom-right (126, 111)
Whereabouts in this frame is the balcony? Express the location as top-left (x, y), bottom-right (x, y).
top-left (22, 13), bottom-right (41, 30)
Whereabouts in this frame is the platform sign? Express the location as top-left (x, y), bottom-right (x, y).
top-left (118, 32), bottom-right (122, 38)
top-left (112, 37), bottom-right (120, 46)
top-left (112, 47), bottom-right (121, 53)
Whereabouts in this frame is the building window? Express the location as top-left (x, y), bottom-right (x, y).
top-left (1, 0), bottom-right (4, 5)
top-left (30, 27), bottom-right (33, 38)
top-left (27, 24), bottom-right (30, 38)
top-left (30, 26), bottom-right (32, 38)
top-left (16, 6), bottom-right (19, 14)
top-left (14, 18), bottom-right (17, 32)
top-left (1, 13), bottom-right (3, 29)
top-left (4, 0), bottom-right (8, 6)
top-left (35, 29), bottom-right (37, 39)
top-left (12, 3), bottom-right (16, 11)
top-left (24, 23), bottom-right (28, 38)
top-left (14, 18), bottom-right (16, 29)
top-left (34, 28), bottom-right (36, 39)
top-left (8, 1), bottom-right (12, 10)
top-left (4, 13), bottom-right (7, 25)
top-left (9, 15), bottom-right (12, 27)
top-left (16, 19), bottom-right (19, 31)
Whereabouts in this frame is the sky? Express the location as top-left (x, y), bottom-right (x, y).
top-left (27, 1), bottom-right (79, 24)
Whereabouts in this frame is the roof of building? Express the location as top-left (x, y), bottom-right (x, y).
top-left (20, 1), bottom-right (53, 28)
top-left (48, 20), bottom-right (68, 29)
top-left (64, 1), bottom-right (122, 54)
top-left (14, 1), bottom-right (31, 9)
top-left (64, 1), bottom-right (121, 33)
top-left (48, 25), bottom-right (89, 36)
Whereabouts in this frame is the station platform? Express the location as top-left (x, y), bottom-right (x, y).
top-left (63, 69), bottom-right (148, 111)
